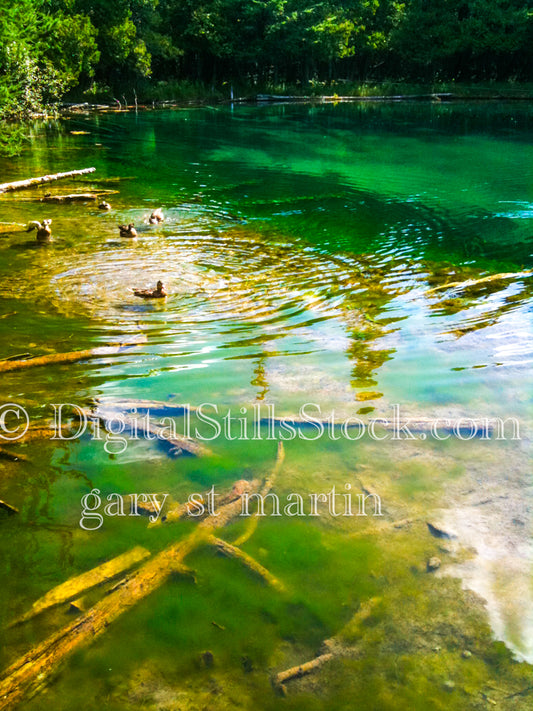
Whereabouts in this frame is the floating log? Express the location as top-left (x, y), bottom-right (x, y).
top-left (0, 337), bottom-right (145, 374)
top-left (10, 546), bottom-right (151, 627)
top-left (207, 535), bottom-right (285, 592)
top-left (0, 446), bottom-right (284, 711)
top-left (0, 168), bottom-right (96, 194)
top-left (0, 499), bottom-right (19, 516)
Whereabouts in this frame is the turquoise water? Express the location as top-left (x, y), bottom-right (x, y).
top-left (0, 102), bottom-right (532, 709)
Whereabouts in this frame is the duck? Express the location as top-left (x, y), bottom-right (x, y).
top-left (148, 208), bottom-right (164, 224)
top-left (27, 219), bottom-right (53, 243)
top-left (99, 201), bottom-right (111, 210)
top-left (133, 280), bottom-right (167, 299)
top-left (119, 223), bottom-right (137, 238)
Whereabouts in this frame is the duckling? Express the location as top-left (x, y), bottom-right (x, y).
top-left (27, 219), bottom-right (53, 243)
top-left (133, 280), bottom-right (167, 299)
top-left (148, 208), bottom-right (164, 224)
top-left (119, 223), bottom-right (137, 238)
top-left (99, 201), bottom-right (111, 210)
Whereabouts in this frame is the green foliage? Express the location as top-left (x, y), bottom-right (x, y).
top-left (0, 0), bottom-right (99, 118)
top-left (0, 0), bottom-right (532, 124)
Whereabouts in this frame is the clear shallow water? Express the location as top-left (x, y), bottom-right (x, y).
top-left (0, 102), bottom-right (532, 709)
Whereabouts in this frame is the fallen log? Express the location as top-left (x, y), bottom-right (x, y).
top-left (0, 168), bottom-right (96, 194)
top-left (0, 337), bottom-right (145, 374)
top-left (10, 546), bottom-right (151, 627)
top-left (0, 447), bottom-right (284, 710)
top-left (207, 535), bottom-right (285, 592)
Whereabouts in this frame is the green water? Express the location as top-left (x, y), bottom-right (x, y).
top-left (0, 102), bottom-right (532, 710)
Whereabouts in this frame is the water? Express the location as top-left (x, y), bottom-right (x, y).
top-left (0, 102), bottom-right (532, 710)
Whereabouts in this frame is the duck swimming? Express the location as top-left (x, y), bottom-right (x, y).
top-left (149, 208), bottom-right (164, 224)
top-left (119, 223), bottom-right (137, 238)
top-left (27, 219), bottom-right (53, 243)
top-left (133, 280), bottom-right (167, 299)
top-left (99, 201), bottom-right (111, 210)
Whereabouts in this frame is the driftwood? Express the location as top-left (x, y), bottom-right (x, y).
top-left (0, 338), bottom-right (145, 374)
top-left (0, 445), bottom-right (284, 711)
top-left (274, 596), bottom-right (380, 692)
top-left (0, 168), bottom-right (96, 194)
top-left (10, 546), bottom-right (151, 627)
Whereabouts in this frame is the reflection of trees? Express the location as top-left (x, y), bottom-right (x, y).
top-left (217, 230), bottom-right (410, 405)
top-left (424, 268), bottom-right (533, 338)
top-left (251, 352), bottom-right (269, 401)
top-left (220, 225), bottom-right (533, 403)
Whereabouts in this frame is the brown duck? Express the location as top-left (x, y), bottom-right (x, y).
top-left (119, 223), bottom-right (137, 238)
top-left (27, 219), bottom-right (53, 243)
top-left (133, 280), bottom-right (167, 299)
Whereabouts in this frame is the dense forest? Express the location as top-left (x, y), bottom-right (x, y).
top-left (0, 0), bottom-right (532, 117)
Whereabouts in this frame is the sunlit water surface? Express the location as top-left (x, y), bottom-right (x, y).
top-left (0, 102), bottom-right (532, 709)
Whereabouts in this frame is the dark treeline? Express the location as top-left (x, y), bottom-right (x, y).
top-left (1, 0), bottom-right (532, 117)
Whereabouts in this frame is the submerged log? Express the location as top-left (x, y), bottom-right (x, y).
top-left (10, 546), bottom-right (151, 627)
top-left (0, 168), bottom-right (96, 194)
top-left (207, 535), bottom-right (285, 592)
top-left (262, 415), bottom-right (494, 437)
top-left (0, 338), bottom-right (145, 374)
top-left (83, 408), bottom-right (209, 458)
top-left (276, 653), bottom-right (335, 687)
top-left (0, 447), bottom-right (28, 462)
top-left (0, 499), bottom-right (19, 515)
top-left (96, 399), bottom-right (195, 417)
top-left (0, 447), bottom-right (284, 711)
top-left (274, 596), bottom-right (380, 692)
